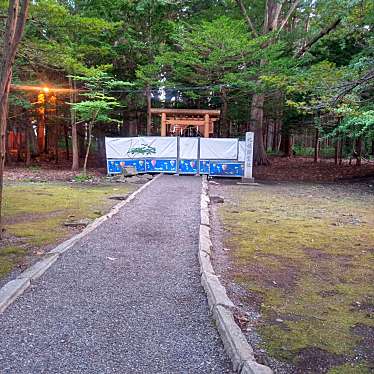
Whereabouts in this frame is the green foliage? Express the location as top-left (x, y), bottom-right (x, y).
top-left (140, 16), bottom-right (270, 92)
top-left (293, 145), bottom-right (336, 158)
top-left (330, 110), bottom-right (374, 139)
top-left (4, 0), bottom-right (121, 79)
top-left (69, 72), bottom-right (130, 125)
top-left (3, 0), bottom-right (373, 153)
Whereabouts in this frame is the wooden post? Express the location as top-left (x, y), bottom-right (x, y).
top-left (204, 114), bottom-right (210, 138)
top-left (161, 112), bottom-right (166, 136)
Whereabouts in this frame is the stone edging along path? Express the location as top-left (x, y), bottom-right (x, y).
top-left (199, 176), bottom-right (273, 374)
top-left (0, 174), bottom-right (162, 315)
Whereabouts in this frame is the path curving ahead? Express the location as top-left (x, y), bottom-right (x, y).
top-left (0, 175), bottom-right (232, 374)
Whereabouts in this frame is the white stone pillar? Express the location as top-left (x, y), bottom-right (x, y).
top-left (243, 132), bottom-right (254, 181)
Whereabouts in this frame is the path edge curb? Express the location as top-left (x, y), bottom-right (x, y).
top-left (0, 173), bottom-right (162, 315)
top-left (199, 176), bottom-right (273, 374)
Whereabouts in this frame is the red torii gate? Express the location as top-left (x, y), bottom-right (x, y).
top-left (150, 108), bottom-right (220, 138)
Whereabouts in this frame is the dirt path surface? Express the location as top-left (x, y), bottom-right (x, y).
top-left (0, 175), bottom-right (232, 374)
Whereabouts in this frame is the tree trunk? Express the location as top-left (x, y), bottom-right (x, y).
top-left (146, 86), bottom-right (152, 135)
top-left (0, 0), bottom-right (30, 239)
top-left (251, 93), bottom-right (269, 165)
top-left (334, 140), bottom-right (339, 165)
top-left (264, 119), bottom-right (268, 150)
top-left (339, 139), bottom-right (343, 165)
top-left (64, 124), bottom-right (69, 160)
top-left (0, 80), bottom-right (11, 235)
top-left (69, 78), bottom-right (79, 171)
top-left (54, 125), bottom-right (59, 164)
top-left (123, 98), bottom-right (138, 136)
top-left (83, 122), bottom-right (93, 176)
top-left (272, 121), bottom-right (277, 151)
top-left (71, 122), bottom-right (79, 169)
top-left (129, 116), bottom-right (138, 136)
top-left (274, 93), bottom-right (283, 152)
top-left (220, 89), bottom-right (229, 137)
top-left (314, 128), bottom-right (320, 163)
top-left (26, 124), bottom-right (31, 166)
top-left (356, 137), bottom-right (362, 166)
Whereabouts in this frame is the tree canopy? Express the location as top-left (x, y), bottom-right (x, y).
top-left (1, 0), bottom-right (373, 165)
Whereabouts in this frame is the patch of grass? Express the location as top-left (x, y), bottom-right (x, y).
top-left (327, 363), bottom-right (372, 374)
top-left (219, 183), bottom-right (374, 371)
top-left (0, 246), bottom-right (27, 278)
top-left (1, 182), bottom-right (134, 277)
top-left (7, 216), bottom-right (69, 246)
top-left (72, 174), bottom-right (93, 183)
top-left (27, 165), bottom-right (41, 172)
top-left (4, 183), bottom-right (133, 219)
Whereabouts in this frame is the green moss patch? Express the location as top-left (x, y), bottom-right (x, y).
top-left (219, 183), bottom-right (374, 372)
top-left (0, 246), bottom-right (27, 278)
top-left (1, 182), bottom-right (135, 278)
top-left (327, 363), bottom-right (372, 374)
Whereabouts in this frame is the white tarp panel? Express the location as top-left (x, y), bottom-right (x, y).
top-left (238, 141), bottom-right (246, 161)
top-left (180, 137), bottom-right (199, 159)
top-left (106, 137), bottom-right (177, 159)
top-left (200, 138), bottom-right (238, 160)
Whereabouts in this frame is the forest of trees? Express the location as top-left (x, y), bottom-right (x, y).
top-left (1, 0), bottom-right (373, 170)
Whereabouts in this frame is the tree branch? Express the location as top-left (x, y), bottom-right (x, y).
top-left (277, 0), bottom-right (299, 34)
top-left (295, 18), bottom-right (341, 57)
top-left (332, 69), bottom-right (374, 104)
top-left (235, 0), bottom-right (258, 36)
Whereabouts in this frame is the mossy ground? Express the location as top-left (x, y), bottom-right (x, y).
top-left (216, 182), bottom-right (374, 373)
top-left (0, 246), bottom-right (27, 278)
top-left (0, 182), bottom-right (134, 278)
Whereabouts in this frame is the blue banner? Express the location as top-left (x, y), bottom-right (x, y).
top-left (209, 161), bottom-right (244, 177)
top-left (107, 159), bottom-right (146, 174)
top-left (199, 160), bottom-right (210, 174)
top-left (179, 159), bottom-right (198, 174)
top-left (146, 159), bottom-right (177, 173)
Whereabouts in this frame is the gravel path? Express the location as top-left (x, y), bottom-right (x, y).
top-left (0, 175), bottom-right (232, 374)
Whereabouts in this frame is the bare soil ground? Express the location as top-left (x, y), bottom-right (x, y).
top-left (210, 177), bottom-right (374, 374)
top-left (254, 157), bottom-right (374, 182)
top-left (4, 165), bottom-right (106, 182)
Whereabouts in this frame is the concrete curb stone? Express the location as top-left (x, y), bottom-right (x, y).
top-left (19, 254), bottom-right (59, 281)
top-left (0, 174), bottom-right (162, 315)
top-left (201, 207), bottom-right (210, 226)
top-left (240, 361), bottom-right (273, 374)
top-left (201, 272), bottom-right (235, 311)
top-left (213, 305), bottom-right (255, 371)
top-left (199, 223), bottom-right (210, 239)
top-left (198, 250), bottom-right (214, 275)
top-left (0, 278), bottom-right (30, 313)
top-left (199, 175), bottom-right (273, 374)
top-left (199, 231), bottom-right (212, 255)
